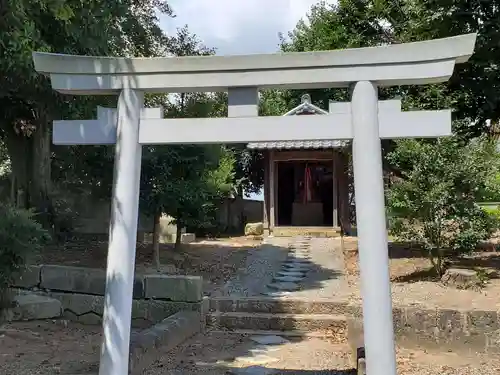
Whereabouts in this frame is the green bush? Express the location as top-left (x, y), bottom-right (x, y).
top-left (387, 136), bottom-right (500, 276)
top-left (0, 205), bottom-right (50, 307)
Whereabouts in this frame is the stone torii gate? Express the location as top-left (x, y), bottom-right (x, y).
top-left (33, 33), bottom-right (476, 375)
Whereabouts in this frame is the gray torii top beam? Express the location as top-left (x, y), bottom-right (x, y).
top-left (33, 34), bottom-right (476, 94)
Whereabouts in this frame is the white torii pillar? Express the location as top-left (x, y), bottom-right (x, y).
top-left (54, 105), bottom-right (163, 375)
top-left (33, 33), bottom-right (476, 375)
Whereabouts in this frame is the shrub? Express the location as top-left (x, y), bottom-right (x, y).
top-left (0, 205), bottom-right (50, 307)
top-left (387, 136), bottom-right (500, 276)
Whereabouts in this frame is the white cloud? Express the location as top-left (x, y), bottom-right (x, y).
top-left (161, 0), bottom-right (335, 55)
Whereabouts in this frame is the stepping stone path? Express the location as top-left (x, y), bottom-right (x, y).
top-left (233, 354), bottom-right (279, 366)
top-left (284, 267), bottom-right (310, 273)
top-left (261, 290), bottom-right (289, 297)
top-left (267, 281), bottom-right (299, 291)
top-left (261, 238), bottom-right (313, 296)
top-left (228, 335), bottom-right (292, 374)
top-left (282, 262), bottom-right (310, 270)
top-left (289, 254), bottom-right (309, 258)
top-left (273, 275), bottom-right (304, 283)
top-left (229, 366), bottom-right (276, 375)
top-left (250, 335), bottom-right (290, 345)
top-left (249, 345), bottom-right (281, 354)
top-left (285, 257), bottom-right (310, 264)
top-left (278, 270), bottom-right (306, 277)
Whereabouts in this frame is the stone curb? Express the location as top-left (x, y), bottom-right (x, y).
top-left (129, 310), bottom-right (201, 374)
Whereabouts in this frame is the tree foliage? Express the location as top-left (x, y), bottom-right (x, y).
top-left (0, 204), bottom-right (50, 307)
top-left (387, 136), bottom-right (500, 276)
top-left (0, 0), bottom-right (174, 226)
top-left (272, 0), bottom-right (500, 139)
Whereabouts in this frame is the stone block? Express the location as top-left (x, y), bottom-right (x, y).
top-left (245, 222), bottom-right (264, 236)
top-left (466, 310), bottom-right (499, 351)
top-left (9, 293), bottom-right (62, 321)
top-left (403, 307), bottom-right (439, 342)
top-left (441, 268), bottom-right (481, 289)
top-left (486, 330), bottom-right (500, 354)
top-left (129, 311), bottom-right (201, 374)
top-left (181, 233), bottom-right (196, 244)
top-left (10, 265), bottom-right (41, 288)
top-left (48, 292), bottom-right (202, 326)
top-left (40, 265), bottom-right (144, 298)
top-left (435, 308), bottom-right (465, 343)
top-left (143, 275), bottom-right (202, 302)
top-left (467, 310), bottom-right (499, 335)
top-left (346, 316), bottom-right (364, 353)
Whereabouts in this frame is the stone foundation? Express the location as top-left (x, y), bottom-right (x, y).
top-left (347, 304), bottom-right (500, 355)
top-left (9, 264), bottom-right (207, 373)
top-left (10, 264), bottom-right (205, 327)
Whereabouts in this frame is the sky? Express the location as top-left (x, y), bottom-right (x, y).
top-left (160, 1), bottom-right (334, 199)
top-left (160, 0), bottom-right (333, 55)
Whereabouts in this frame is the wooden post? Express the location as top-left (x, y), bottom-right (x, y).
top-left (332, 150), bottom-right (339, 227)
top-left (338, 150), bottom-right (351, 234)
top-left (269, 150), bottom-right (276, 231)
top-left (263, 151), bottom-right (270, 235)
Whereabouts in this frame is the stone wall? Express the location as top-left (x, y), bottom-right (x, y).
top-left (347, 304), bottom-right (500, 354)
top-left (11, 265), bottom-right (206, 328)
top-left (73, 197), bottom-right (263, 235)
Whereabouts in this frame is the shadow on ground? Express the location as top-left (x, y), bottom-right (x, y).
top-left (146, 237), bottom-right (355, 375)
top-left (15, 235), bottom-right (353, 374)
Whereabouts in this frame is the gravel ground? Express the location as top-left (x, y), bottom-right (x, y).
top-left (2, 323), bottom-right (500, 374)
top-left (342, 236), bottom-right (500, 310)
top-left (4, 236), bottom-right (500, 374)
top-left (211, 236), bottom-right (291, 297)
top-left (146, 331), bottom-right (500, 375)
top-left (0, 320), bottom-right (101, 375)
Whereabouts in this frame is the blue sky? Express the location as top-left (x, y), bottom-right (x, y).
top-left (160, 1), bottom-right (335, 199)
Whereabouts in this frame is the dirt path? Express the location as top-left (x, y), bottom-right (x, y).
top-left (144, 330), bottom-right (500, 375)
top-left (0, 321), bottom-right (101, 375)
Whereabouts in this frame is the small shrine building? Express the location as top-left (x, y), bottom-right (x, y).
top-left (248, 94), bottom-right (351, 235)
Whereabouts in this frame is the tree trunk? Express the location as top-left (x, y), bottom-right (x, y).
top-left (152, 211), bottom-right (161, 270)
top-left (175, 220), bottom-right (182, 250)
top-left (29, 119), bottom-right (52, 227)
top-left (234, 187), bottom-right (245, 233)
top-left (5, 129), bottom-right (30, 209)
top-left (4, 117), bottom-right (52, 225)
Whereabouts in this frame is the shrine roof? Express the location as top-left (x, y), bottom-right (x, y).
top-left (247, 94), bottom-right (346, 150)
top-left (247, 140), bottom-right (344, 149)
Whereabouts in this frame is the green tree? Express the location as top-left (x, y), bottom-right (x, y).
top-left (139, 28), bottom-right (235, 263)
top-left (0, 0), bottom-right (173, 226)
top-left (387, 136), bottom-right (500, 276)
top-left (274, 0), bottom-right (500, 139)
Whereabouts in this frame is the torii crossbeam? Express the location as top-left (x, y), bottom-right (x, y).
top-left (33, 33), bottom-right (477, 375)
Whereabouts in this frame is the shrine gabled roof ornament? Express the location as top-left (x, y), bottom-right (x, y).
top-left (248, 94), bottom-right (338, 150)
top-left (283, 94), bottom-right (329, 116)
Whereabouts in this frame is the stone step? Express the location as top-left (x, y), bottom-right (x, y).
top-left (272, 226), bottom-right (341, 238)
top-left (209, 296), bottom-right (348, 315)
top-left (210, 328), bottom-right (348, 339)
top-left (2, 293), bottom-right (62, 321)
top-left (208, 311), bottom-right (347, 338)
